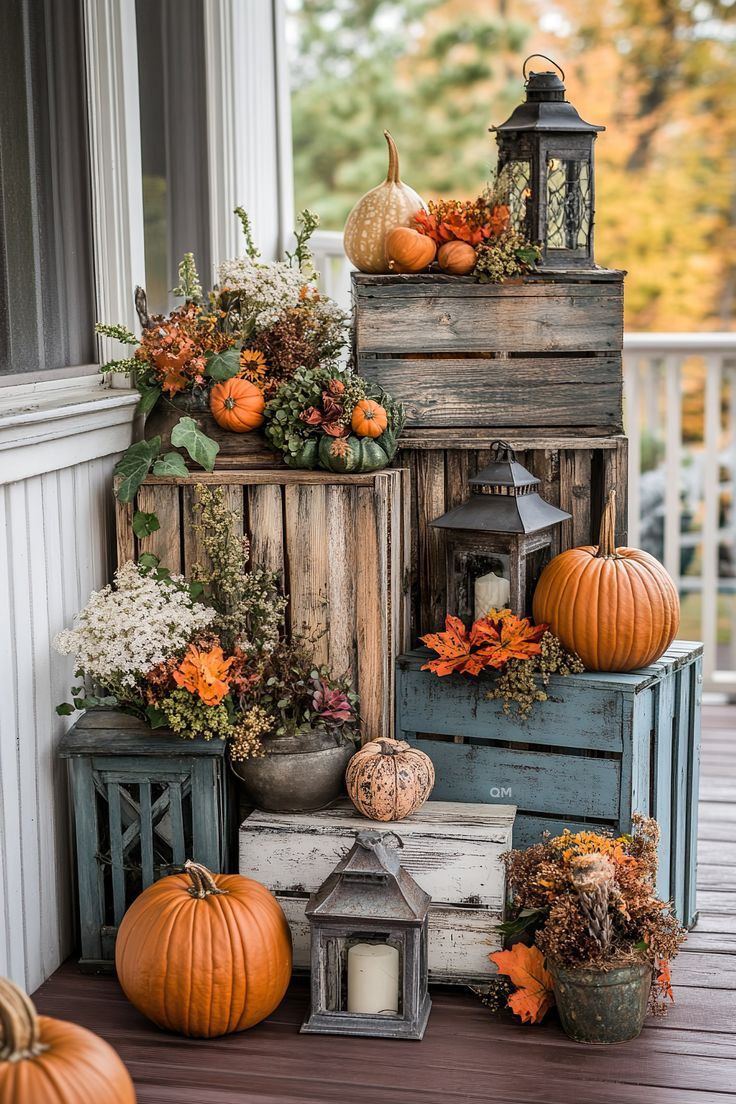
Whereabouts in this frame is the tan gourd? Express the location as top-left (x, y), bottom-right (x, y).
top-left (343, 132), bottom-right (426, 274)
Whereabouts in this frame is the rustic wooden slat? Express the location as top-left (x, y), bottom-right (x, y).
top-left (143, 471), bottom-right (380, 485)
top-left (324, 485), bottom-right (356, 682)
top-left (114, 492), bottom-right (134, 566)
top-left (401, 428), bottom-right (622, 448)
top-left (355, 269), bottom-right (626, 288)
top-left (247, 483), bottom-right (285, 579)
top-left (168, 784), bottom-right (185, 866)
top-left (359, 356), bottom-right (623, 430)
top-left (414, 450), bottom-right (446, 635)
top-left (182, 483), bottom-right (243, 578)
top-left (135, 483), bottom-right (182, 571)
top-left (106, 784), bottom-right (126, 926)
top-left (284, 483), bottom-right (330, 664)
top-left (558, 446), bottom-right (594, 548)
top-left (398, 466), bottom-right (412, 654)
top-left (355, 481), bottom-right (390, 740)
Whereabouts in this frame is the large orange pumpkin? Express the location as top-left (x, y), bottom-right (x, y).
top-left (0, 977), bottom-right (136, 1104)
top-left (346, 738), bottom-right (435, 821)
top-left (351, 399), bottom-right (388, 438)
top-left (210, 377), bottom-right (265, 432)
top-left (532, 489), bottom-right (680, 671)
top-left (115, 861), bottom-right (292, 1037)
top-left (386, 226), bottom-right (436, 273)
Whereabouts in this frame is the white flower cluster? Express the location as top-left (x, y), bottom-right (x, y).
top-left (217, 256), bottom-right (308, 331)
top-left (54, 561), bottom-right (215, 688)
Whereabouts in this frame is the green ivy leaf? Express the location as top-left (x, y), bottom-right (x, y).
top-left (188, 581), bottom-right (204, 602)
top-left (205, 346), bottom-right (242, 382)
top-left (152, 451), bottom-right (189, 478)
top-left (138, 552), bottom-right (161, 570)
top-left (56, 702), bottom-right (76, 716)
top-left (137, 381), bottom-right (162, 417)
top-left (146, 705), bottom-right (168, 729)
top-left (132, 510), bottom-right (161, 539)
top-left (114, 437), bottom-right (161, 502)
top-left (170, 417), bottom-right (219, 471)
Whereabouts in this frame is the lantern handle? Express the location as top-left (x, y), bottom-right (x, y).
top-left (522, 54), bottom-right (565, 83)
top-left (489, 439), bottom-right (517, 462)
top-left (356, 829), bottom-right (404, 851)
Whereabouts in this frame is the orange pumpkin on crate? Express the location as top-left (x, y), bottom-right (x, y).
top-left (346, 738), bottom-right (435, 821)
top-left (0, 977), bottom-right (136, 1104)
top-left (386, 226), bottom-right (436, 273)
top-left (532, 489), bottom-right (680, 671)
top-left (351, 399), bottom-right (388, 438)
top-left (210, 377), bottom-right (265, 432)
top-left (115, 861), bottom-right (292, 1038)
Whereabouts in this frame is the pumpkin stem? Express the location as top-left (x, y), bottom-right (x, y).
top-left (596, 489), bottom-right (618, 558)
top-left (0, 978), bottom-right (48, 1061)
top-left (383, 130), bottom-right (401, 184)
top-left (376, 738), bottom-right (398, 755)
top-left (184, 859), bottom-right (229, 899)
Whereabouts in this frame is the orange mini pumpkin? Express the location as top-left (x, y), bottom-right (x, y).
top-left (437, 240), bottom-right (477, 276)
top-left (351, 399), bottom-right (388, 438)
top-left (0, 977), bottom-right (136, 1104)
top-left (532, 489), bottom-right (680, 671)
top-left (346, 737), bottom-right (435, 821)
top-left (210, 377), bottom-right (265, 432)
top-left (115, 861), bottom-right (292, 1038)
top-left (386, 226), bottom-right (436, 273)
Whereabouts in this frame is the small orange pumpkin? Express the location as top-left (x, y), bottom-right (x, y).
top-left (386, 226), bottom-right (436, 273)
top-left (532, 489), bottom-right (680, 671)
top-left (115, 861), bottom-right (292, 1038)
top-left (351, 399), bottom-right (388, 438)
top-left (210, 377), bottom-right (265, 432)
top-left (346, 738), bottom-right (435, 821)
top-left (437, 240), bottom-right (477, 276)
top-left (0, 977), bottom-right (136, 1104)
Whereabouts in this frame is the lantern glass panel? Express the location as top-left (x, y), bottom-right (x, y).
top-left (546, 157), bottom-right (591, 251)
top-left (523, 546), bottom-right (551, 612)
top-left (452, 549), bottom-right (510, 624)
top-left (321, 932), bottom-right (404, 1017)
top-left (499, 160), bottom-right (532, 239)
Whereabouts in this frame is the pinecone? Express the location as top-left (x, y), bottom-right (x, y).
top-left (570, 853), bottom-right (614, 951)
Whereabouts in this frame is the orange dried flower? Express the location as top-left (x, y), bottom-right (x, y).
top-left (420, 609), bottom-right (546, 677)
top-left (173, 643), bottom-right (234, 705)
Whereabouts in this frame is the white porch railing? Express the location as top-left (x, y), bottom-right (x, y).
top-left (311, 230), bottom-right (736, 694)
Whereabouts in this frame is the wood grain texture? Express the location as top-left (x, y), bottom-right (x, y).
top-left (284, 483), bottom-right (330, 664)
top-left (359, 356), bottom-right (623, 430)
top-left (137, 484), bottom-right (182, 571)
top-left (32, 702), bottom-right (735, 1104)
top-left (355, 481), bottom-right (390, 740)
top-left (247, 483), bottom-right (285, 579)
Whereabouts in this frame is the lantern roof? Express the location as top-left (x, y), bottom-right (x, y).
top-left (430, 441), bottom-right (571, 536)
top-left (305, 831), bottom-right (430, 925)
top-left (492, 55), bottom-right (604, 135)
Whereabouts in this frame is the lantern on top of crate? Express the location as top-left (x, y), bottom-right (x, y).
top-left (492, 54), bottom-right (604, 270)
top-left (430, 441), bottom-right (570, 621)
top-left (301, 829), bottom-right (431, 1041)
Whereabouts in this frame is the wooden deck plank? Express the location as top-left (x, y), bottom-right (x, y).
top-left (32, 702), bottom-right (736, 1103)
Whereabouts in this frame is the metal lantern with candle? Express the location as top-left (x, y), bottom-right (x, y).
top-left (430, 441), bottom-right (571, 621)
top-left (301, 829), bottom-right (431, 1041)
top-left (492, 55), bottom-right (604, 270)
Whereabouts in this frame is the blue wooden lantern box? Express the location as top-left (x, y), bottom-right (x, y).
top-left (59, 710), bottom-right (234, 971)
top-left (395, 641), bottom-right (703, 927)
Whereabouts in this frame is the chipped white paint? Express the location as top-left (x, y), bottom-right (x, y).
top-left (240, 800), bottom-right (514, 984)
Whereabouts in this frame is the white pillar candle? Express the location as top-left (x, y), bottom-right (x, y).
top-left (474, 570), bottom-right (511, 620)
top-left (347, 942), bottom-right (400, 1016)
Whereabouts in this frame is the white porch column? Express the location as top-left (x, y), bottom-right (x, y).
top-left (203, 0), bottom-right (294, 269)
top-left (83, 0), bottom-right (146, 368)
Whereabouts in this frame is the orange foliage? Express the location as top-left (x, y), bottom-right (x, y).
top-left (490, 944), bottom-right (555, 1025)
top-left (173, 643), bottom-right (234, 705)
top-left (420, 609), bottom-right (546, 677)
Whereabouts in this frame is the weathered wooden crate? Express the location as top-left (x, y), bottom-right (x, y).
top-left (116, 469), bottom-right (411, 741)
top-left (393, 430), bottom-right (628, 638)
top-left (353, 271), bottom-right (624, 433)
top-left (239, 800), bottom-right (515, 984)
top-left (59, 711), bottom-right (234, 970)
top-left (395, 642), bottom-right (703, 927)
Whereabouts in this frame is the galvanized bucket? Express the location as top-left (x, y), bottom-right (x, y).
top-left (230, 729), bottom-right (357, 812)
top-left (549, 959), bottom-right (652, 1044)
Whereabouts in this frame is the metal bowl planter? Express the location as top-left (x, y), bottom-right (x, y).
top-left (548, 960), bottom-right (652, 1044)
top-left (230, 728), bottom-right (358, 813)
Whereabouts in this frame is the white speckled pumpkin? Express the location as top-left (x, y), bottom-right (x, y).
top-left (345, 738), bottom-right (435, 821)
top-left (343, 131), bottom-right (426, 274)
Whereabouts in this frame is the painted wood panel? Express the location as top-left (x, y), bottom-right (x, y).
top-left (0, 455), bottom-right (118, 991)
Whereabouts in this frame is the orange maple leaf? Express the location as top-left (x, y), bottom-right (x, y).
top-left (472, 608), bottom-right (547, 667)
top-left (656, 959), bottom-right (674, 1002)
top-left (490, 944), bottom-right (555, 1024)
top-left (173, 643), bottom-right (234, 706)
top-left (420, 615), bottom-right (488, 676)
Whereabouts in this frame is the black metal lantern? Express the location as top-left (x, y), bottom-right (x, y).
top-left (430, 441), bottom-right (571, 621)
top-left (301, 830), bottom-right (431, 1041)
top-left (492, 55), bottom-right (604, 270)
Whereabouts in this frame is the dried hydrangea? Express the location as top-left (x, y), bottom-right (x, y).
top-left (229, 705), bottom-right (272, 761)
top-left (216, 256), bottom-right (308, 331)
top-left (487, 631), bottom-right (584, 717)
top-left (54, 561), bottom-right (215, 699)
top-left (157, 687), bottom-right (234, 742)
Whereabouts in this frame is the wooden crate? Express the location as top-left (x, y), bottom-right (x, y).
top-left (394, 430), bottom-right (628, 639)
top-left (239, 800), bottom-right (515, 985)
top-left (115, 470), bottom-right (410, 741)
top-left (59, 711), bottom-right (234, 970)
top-left (353, 271), bottom-right (624, 433)
top-left (395, 641), bottom-right (703, 927)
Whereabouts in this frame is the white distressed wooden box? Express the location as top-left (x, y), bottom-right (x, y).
top-left (239, 800), bottom-right (515, 985)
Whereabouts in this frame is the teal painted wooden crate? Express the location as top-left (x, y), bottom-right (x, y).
top-left (395, 642), bottom-right (702, 927)
top-left (59, 711), bottom-right (234, 971)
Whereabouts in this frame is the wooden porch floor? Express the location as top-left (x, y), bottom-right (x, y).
top-left (34, 704), bottom-right (736, 1104)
